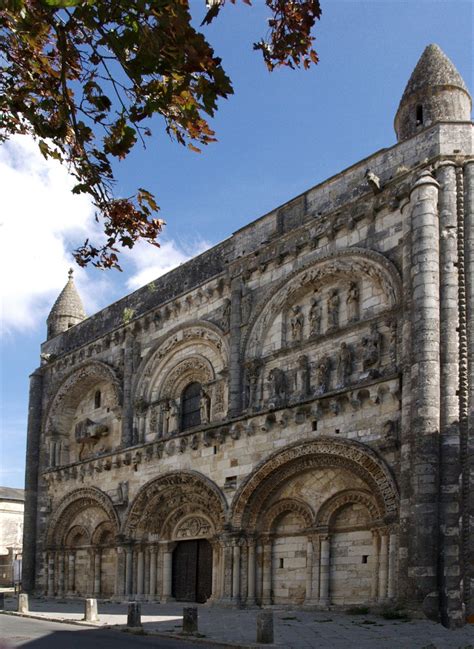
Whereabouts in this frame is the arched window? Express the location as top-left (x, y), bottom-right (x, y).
top-left (94, 389), bottom-right (101, 409)
top-left (416, 104), bottom-right (423, 125)
top-left (181, 382), bottom-right (201, 430)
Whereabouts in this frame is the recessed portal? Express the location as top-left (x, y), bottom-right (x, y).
top-left (172, 539), bottom-right (212, 603)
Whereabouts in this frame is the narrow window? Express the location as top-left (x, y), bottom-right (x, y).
top-left (362, 555), bottom-right (369, 564)
top-left (312, 420), bottom-right (318, 431)
top-left (416, 104), bottom-right (423, 125)
top-left (279, 558), bottom-right (284, 569)
top-left (94, 390), bottom-right (101, 409)
top-left (181, 381), bottom-right (201, 430)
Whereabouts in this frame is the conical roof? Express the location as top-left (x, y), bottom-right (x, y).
top-left (399, 43), bottom-right (469, 105)
top-left (47, 269), bottom-right (86, 325)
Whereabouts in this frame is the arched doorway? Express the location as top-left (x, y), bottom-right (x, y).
top-left (172, 539), bottom-right (213, 603)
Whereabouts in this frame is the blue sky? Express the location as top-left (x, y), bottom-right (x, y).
top-left (0, 0), bottom-right (472, 488)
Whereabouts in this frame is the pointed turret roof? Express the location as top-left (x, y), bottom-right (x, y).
top-left (47, 269), bottom-right (86, 326)
top-left (399, 43), bottom-right (469, 105)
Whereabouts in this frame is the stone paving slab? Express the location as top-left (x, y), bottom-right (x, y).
top-left (1, 597), bottom-right (473, 649)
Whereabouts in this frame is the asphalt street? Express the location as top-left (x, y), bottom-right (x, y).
top-left (0, 615), bottom-right (220, 649)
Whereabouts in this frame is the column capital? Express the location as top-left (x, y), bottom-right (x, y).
top-left (410, 169), bottom-right (440, 194)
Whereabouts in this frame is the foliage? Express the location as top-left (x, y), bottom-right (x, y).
top-left (0, 0), bottom-right (321, 269)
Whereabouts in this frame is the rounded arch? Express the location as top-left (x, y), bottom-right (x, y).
top-left (315, 489), bottom-right (381, 529)
top-left (64, 524), bottom-right (90, 548)
top-left (44, 361), bottom-right (122, 434)
top-left (243, 248), bottom-right (402, 359)
top-left (123, 470), bottom-right (228, 539)
top-left (260, 498), bottom-right (315, 534)
top-left (91, 520), bottom-right (116, 546)
top-left (161, 356), bottom-right (214, 400)
top-left (46, 487), bottom-right (119, 547)
top-left (231, 437), bottom-right (398, 530)
top-left (134, 321), bottom-right (229, 403)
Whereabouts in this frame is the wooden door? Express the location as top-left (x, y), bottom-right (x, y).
top-left (172, 539), bottom-right (213, 603)
top-left (196, 540), bottom-right (212, 603)
top-left (172, 540), bottom-right (198, 601)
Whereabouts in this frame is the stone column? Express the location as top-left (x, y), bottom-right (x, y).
top-left (378, 531), bottom-right (389, 602)
top-left (137, 549), bottom-right (145, 596)
top-left (161, 543), bottom-right (174, 602)
top-left (304, 538), bottom-right (313, 605)
top-left (387, 530), bottom-right (397, 600)
top-left (144, 549), bottom-right (150, 597)
top-left (229, 277), bottom-right (243, 416)
top-left (115, 547), bottom-right (125, 598)
top-left (67, 552), bottom-right (75, 594)
top-left (370, 531), bottom-right (379, 601)
top-left (94, 550), bottom-right (101, 596)
top-left (125, 547), bottom-right (133, 596)
top-left (148, 546), bottom-right (157, 598)
top-left (247, 540), bottom-right (256, 606)
top-left (121, 334), bottom-right (135, 447)
top-left (311, 535), bottom-right (321, 605)
top-left (209, 541), bottom-right (219, 601)
top-left (436, 161), bottom-right (463, 627)
top-left (232, 541), bottom-right (241, 604)
top-left (319, 536), bottom-right (330, 606)
top-left (219, 540), bottom-right (233, 603)
top-left (407, 170), bottom-right (441, 613)
top-left (57, 552), bottom-right (65, 596)
top-left (22, 368), bottom-right (43, 594)
top-left (47, 553), bottom-right (55, 596)
top-left (463, 160), bottom-right (474, 621)
top-left (261, 538), bottom-right (272, 606)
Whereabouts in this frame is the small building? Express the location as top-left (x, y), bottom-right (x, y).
top-left (0, 487), bottom-right (24, 588)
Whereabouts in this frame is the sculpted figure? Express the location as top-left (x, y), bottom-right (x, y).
top-left (337, 342), bottom-right (352, 387)
top-left (199, 388), bottom-right (211, 424)
top-left (346, 282), bottom-right (360, 322)
top-left (268, 367), bottom-right (287, 404)
top-left (309, 297), bottom-right (322, 336)
top-left (362, 323), bottom-right (382, 372)
top-left (245, 360), bottom-right (262, 409)
top-left (161, 400), bottom-right (170, 436)
top-left (327, 289), bottom-right (340, 329)
top-left (290, 305), bottom-right (304, 343)
top-left (295, 355), bottom-right (311, 398)
top-left (240, 284), bottom-right (252, 325)
top-left (221, 298), bottom-right (231, 332)
top-left (315, 356), bottom-right (331, 394)
top-left (168, 399), bottom-right (179, 433)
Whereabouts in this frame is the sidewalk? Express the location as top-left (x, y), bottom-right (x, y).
top-left (1, 596), bottom-right (473, 649)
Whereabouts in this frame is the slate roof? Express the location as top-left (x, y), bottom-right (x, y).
top-left (0, 487), bottom-right (25, 502)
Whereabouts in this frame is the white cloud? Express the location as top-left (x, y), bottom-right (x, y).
top-left (0, 135), bottom-right (212, 335)
top-left (0, 135), bottom-right (105, 334)
top-left (124, 237), bottom-right (211, 291)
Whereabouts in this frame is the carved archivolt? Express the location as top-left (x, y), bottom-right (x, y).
top-left (91, 520), bottom-right (116, 546)
top-left (244, 248), bottom-right (402, 359)
top-left (44, 361), bottom-right (122, 435)
top-left (64, 524), bottom-right (90, 548)
top-left (160, 356), bottom-right (214, 400)
top-left (315, 489), bottom-right (381, 528)
top-left (260, 498), bottom-right (315, 533)
top-left (134, 321), bottom-right (229, 403)
top-left (123, 470), bottom-right (227, 538)
top-left (46, 487), bottom-right (119, 547)
top-left (231, 437), bottom-right (398, 529)
top-left (172, 514), bottom-right (214, 540)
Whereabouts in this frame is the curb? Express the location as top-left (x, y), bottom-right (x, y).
top-left (0, 611), bottom-right (276, 648)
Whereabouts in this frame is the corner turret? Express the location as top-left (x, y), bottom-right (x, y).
top-left (46, 269), bottom-right (86, 339)
top-left (394, 43), bottom-right (471, 142)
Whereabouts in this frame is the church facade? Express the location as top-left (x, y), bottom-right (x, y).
top-left (23, 45), bottom-right (473, 627)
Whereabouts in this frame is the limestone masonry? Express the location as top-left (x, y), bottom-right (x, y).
top-left (23, 44), bottom-right (473, 628)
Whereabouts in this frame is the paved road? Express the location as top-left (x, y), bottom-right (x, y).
top-left (0, 615), bottom-right (219, 649)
